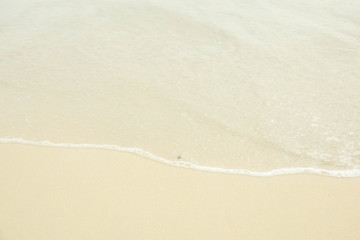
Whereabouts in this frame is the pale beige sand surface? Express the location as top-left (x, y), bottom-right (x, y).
top-left (1, 144), bottom-right (360, 240)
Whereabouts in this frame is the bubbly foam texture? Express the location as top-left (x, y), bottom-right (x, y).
top-left (1, 138), bottom-right (359, 177)
top-left (1, 0), bottom-right (360, 177)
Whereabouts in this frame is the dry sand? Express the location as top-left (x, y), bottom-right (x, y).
top-left (1, 143), bottom-right (360, 240)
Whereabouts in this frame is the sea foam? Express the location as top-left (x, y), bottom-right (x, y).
top-left (1, 138), bottom-right (359, 177)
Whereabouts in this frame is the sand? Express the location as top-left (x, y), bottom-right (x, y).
top-left (1, 144), bottom-right (360, 240)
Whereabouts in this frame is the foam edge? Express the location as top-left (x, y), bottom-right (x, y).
top-left (1, 138), bottom-right (359, 178)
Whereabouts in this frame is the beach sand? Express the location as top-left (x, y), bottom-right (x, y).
top-left (1, 143), bottom-right (360, 240)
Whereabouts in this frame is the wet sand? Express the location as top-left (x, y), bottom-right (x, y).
top-left (1, 143), bottom-right (360, 240)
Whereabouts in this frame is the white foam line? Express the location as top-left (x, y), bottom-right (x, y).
top-left (1, 138), bottom-right (359, 178)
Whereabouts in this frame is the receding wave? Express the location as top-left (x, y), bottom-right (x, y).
top-left (1, 0), bottom-right (360, 177)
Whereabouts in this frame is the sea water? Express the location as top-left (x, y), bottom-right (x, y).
top-left (1, 0), bottom-right (360, 177)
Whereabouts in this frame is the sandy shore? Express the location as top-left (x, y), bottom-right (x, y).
top-left (1, 143), bottom-right (360, 240)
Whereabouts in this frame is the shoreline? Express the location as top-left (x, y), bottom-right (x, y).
top-left (1, 138), bottom-right (359, 178)
top-left (1, 143), bottom-right (360, 239)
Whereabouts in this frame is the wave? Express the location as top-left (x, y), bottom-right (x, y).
top-left (1, 138), bottom-right (359, 178)
top-left (1, 0), bottom-right (360, 178)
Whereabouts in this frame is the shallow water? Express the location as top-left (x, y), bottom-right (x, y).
top-left (1, 0), bottom-right (360, 177)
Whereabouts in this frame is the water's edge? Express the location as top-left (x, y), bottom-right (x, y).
top-left (1, 138), bottom-right (359, 178)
